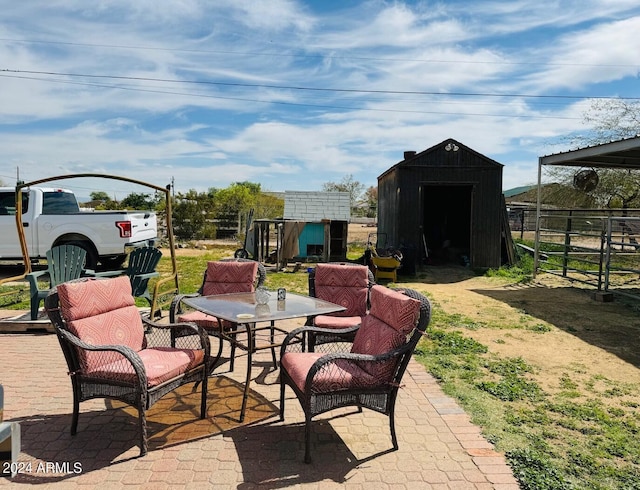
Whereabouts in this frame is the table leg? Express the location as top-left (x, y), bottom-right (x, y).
top-left (270, 320), bottom-right (277, 367)
top-left (208, 334), bottom-right (224, 376)
top-left (229, 331), bottom-right (237, 372)
top-left (239, 322), bottom-right (254, 422)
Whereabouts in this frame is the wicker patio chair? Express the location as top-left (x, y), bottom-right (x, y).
top-left (306, 262), bottom-right (375, 350)
top-left (45, 275), bottom-right (210, 456)
top-left (279, 285), bottom-right (431, 463)
top-left (170, 258), bottom-right (267, 372)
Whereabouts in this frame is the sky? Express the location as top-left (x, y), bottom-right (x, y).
top-left (1, 1), bottom-right (639, 201)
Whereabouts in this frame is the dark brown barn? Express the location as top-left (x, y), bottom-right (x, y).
top-left (377, 138), bottom-right (505, 271)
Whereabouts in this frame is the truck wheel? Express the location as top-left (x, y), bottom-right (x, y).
top-left (67, 241), bottom-right (99, 270)
top-left (100, 254), bottom-right (127, 270)
top-left (234, 248), bottom-right (249, 259)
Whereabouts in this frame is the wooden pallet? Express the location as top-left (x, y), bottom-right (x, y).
top-left (0, 311), bottom-right (54, 334)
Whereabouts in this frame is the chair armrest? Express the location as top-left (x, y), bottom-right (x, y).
top-left (132, 271), bottom-right (159, 281)
top-left (57, 328), bottom-right (148, 387)
top-left (280, 325), bottom-right (360, 356)
top-left (89, 269), bottom-right (124, 278)
top-left (142, 316), bottom-right (211, 356)
top-left (0, 421), bottom-right (15, 442)
top-left (58, 328), bottom-right (142, 358)
top-left (25, 270), bottom-right (50, 290)
top-left (304, 347), bottom-right (408, 388)
top-left (169, 292), bottom-right (201, 322)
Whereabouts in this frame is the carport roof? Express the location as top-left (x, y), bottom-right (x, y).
top-left (539, 135), bottom-right (640, 169)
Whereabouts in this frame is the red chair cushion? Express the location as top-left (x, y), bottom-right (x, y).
top-left (177, 311), bottom-right (237, 331)
top-left (313, 314), bottom-right (362, 329)
top-left (58, 276), bottom-right (136, 322)
top-left (314, 263), bottom-right (369, 318)
top-left (57, 276), bottom-right (145, 371)
top-left (350, 286), bottom-right (421, 379)
top-left (202, 261), bottom-right (258, 296)
top-left (85, 347), bottom-right (205, 387)
top-left (315, 263), bottom-right (369, 288)
top-left (280, 352), bottom-right (324, 391)
top-left (178, 311), bottom-right (220, 330)
top-left (367, 285), bottom-right (420, 335)
top-left (281, 352), bottom-right (378, 393)
top-left (350, 316), bottom-right (404, 380)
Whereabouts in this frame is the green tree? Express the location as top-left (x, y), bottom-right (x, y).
top-left (210, 182), bottom-right (262, 236)
top-left (90, 191), bottom-right (111, 202)
top-left (88, 191), bottom-right (121, 210)
top-left (171, 190), bottom-right (215, 240)
top-left (322, 174), bottom-right (365, 210)
top-left (170, 182), bottom-right (281, 240)
top-left (361, 185), bottom-right (378, 218)
top-left (255, 192), bottom-right (284, 219)
top-left (214, 183), bottom-right (256, 215)
top-left (120, 192), bottom-right (160, 210)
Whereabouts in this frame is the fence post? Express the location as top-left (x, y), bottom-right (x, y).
top-left (603, 218), bottom-right (613, 292)
top-left (562, 210), bottom-right (573, 277)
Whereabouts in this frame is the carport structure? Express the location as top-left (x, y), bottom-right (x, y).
top-left (534, 135), bottom-right (640, 298)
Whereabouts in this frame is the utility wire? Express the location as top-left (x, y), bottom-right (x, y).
top-left (0, 72), bottom-right (581, 119)
top-left (2, 68), bottom-right (638, 101)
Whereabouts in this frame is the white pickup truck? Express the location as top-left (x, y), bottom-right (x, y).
top-left (0, 186), bottom-right (159, 270)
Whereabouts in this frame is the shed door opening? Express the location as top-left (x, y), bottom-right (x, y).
top-left (422, 184), bottom-right (472, 264)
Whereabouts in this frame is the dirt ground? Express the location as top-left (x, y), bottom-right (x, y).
top-left (403, 267), bottom-right (640, 393)
top-left (350, 224), bottom-right (640, 388)
top-left (173, 224), bottom-right (640, 392)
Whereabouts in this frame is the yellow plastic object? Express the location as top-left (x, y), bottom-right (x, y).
top-left (372, 256), bottom-right (401, 282)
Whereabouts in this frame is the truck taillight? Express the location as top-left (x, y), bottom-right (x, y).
top-left (116, 221), bottom-right (132, 238)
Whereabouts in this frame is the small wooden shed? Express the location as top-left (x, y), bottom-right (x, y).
top-left (377, 138), bottom-right (505, 270)
top-left (251, 191), bottom-right (350, 267)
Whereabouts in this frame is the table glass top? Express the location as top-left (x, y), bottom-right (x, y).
top-left (182, 291), bottom-right (345, 323)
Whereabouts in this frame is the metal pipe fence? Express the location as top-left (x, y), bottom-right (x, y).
top-left (534, 209), bottom-right (640, 300)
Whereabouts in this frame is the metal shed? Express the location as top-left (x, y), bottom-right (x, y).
top-left (377, 138), bottom-right (505, 271)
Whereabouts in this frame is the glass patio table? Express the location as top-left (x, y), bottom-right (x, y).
top-left (182, 291), bottom-right (345, 421)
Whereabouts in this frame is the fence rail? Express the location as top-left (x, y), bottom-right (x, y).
top-left (533, 208), bottom-right (640, 300)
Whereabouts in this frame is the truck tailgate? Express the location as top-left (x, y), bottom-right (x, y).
top-left (127, 212), bottom-right (158, 242)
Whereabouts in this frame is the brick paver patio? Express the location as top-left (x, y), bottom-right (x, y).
top-left (0, 313), bottom-right (519, 489)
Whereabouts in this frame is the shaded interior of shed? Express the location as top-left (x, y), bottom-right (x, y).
top-left (422, 184), bottom-right (472, 265)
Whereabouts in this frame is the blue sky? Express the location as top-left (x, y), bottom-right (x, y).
top-left (1, 1), bottom-right (639, 200)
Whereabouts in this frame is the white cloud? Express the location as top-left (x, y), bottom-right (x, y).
top-left (523, 16), bottom-right (640, 90)
top-left (222, 0), bottom-right (314, 31)
top-left (0, 1), bottom-right (638, 194)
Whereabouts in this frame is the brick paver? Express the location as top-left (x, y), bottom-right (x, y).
top-left (0, 313), bottom-right (519, 489)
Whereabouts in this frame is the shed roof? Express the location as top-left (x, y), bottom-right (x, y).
top-left (378, 138), bottom-right (503, 180)
top-left (539, 135), bottom-right (640, 169)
